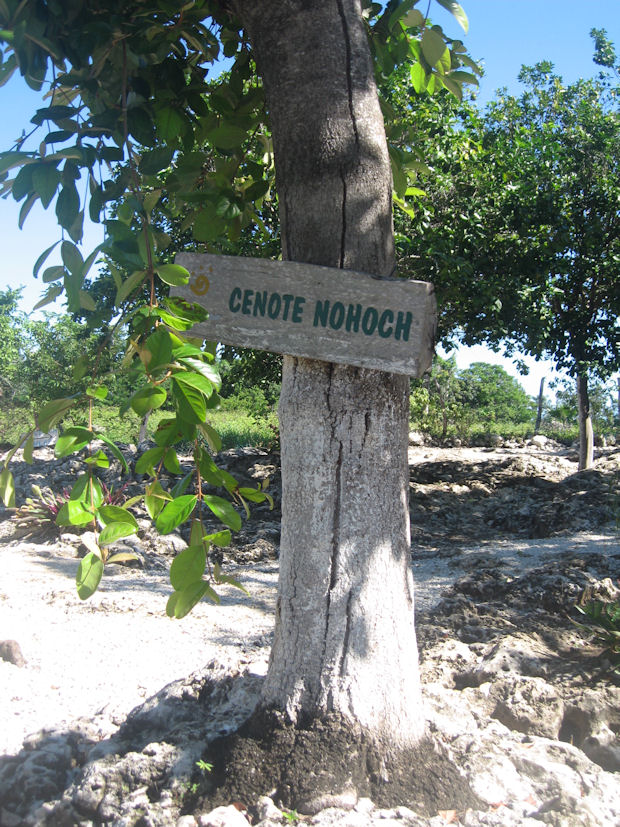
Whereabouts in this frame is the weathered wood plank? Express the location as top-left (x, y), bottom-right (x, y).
top-left (171, 253), bottom-right (436, 376)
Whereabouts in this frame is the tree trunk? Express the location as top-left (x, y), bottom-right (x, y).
top-left (535, 376), bottom-right (545, 434)
top-left (138, 411), bottom-right (151, 447)
top-left (235, 0), bottom-right (423, 748)
top-left (576, 374), bottom-right (594, 470)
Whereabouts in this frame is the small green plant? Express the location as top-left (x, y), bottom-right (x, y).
top-left (282, 809), bottom-right (300, 823)
top-left (13, 480), bottom-right (131, 538)
top-left (195, 759), bottom-right (213, 774)
top-left (573, 598), bottom-right (620, 675)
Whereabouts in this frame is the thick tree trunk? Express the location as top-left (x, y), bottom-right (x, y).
top-left (535, 376), bottom-right (545, 434)
top-left (576, 374), bottom-right (594, 470)
top-left (236, 0), bottom-right (423, 747)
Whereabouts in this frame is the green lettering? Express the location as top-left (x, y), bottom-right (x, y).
top-left (329, 302), bottom-right (345, 330)
top-left (313, 300), bottom-right (329, 328)
top-left (228, 287), bottom-right (242, 313)
top-left (292, 296), bottom-right (306, 323)
top-left (346, 303), bottom-right (362, 332)
top-left (361, 307), bottom-right (378, 336)
top-left (281, 294), bottom-right (294, 321)
top-left (378, 309), bottom-right (394, 338)
top-left (394, 311), bottom-right (412, 341)
top-left (267, 292), bottom-right (282, 319)
top-left (253, 290), bottom-right (267, 317)
top-left (241, 289), bottom-right (254, 315)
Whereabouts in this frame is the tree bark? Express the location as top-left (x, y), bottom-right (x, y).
top-left (535, 376), bottom-right (545, 434)
top-left (576, 374), bottom-right (594, 470)
top-left (235, 0), bottom-right (424, 748)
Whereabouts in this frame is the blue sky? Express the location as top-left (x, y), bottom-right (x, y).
top-left (0, 0), bottom-right (618, 396)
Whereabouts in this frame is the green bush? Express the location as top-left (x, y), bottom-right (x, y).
top-left (208, 409), bottom-right (279, 450)
top-left (0, 402), bottom-right (280, 452)
top-left (220, 385), bottom-right (278, 419)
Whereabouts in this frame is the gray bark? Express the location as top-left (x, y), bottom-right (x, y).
top-left (235, 0), bottom-right (424, 747)
top-left (576, 374), bottom-right (594, 470)
top-left (535, 376), bottom-right (545, 434)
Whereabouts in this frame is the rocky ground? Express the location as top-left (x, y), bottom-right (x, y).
top-left (0, 436), bottom-right (619, 826)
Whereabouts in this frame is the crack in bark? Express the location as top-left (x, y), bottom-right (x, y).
top-left (336, 0), bottom-right (361, 270)
top-left (336, 0), bottom-right (360, 155)
top-left (339, 590), bottom-right (353, 676)
top-left (320, 366), bottom-right (344, 688)
top-left (339, 169), bottom-right (347, 270)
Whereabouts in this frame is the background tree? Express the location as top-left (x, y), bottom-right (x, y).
top-left (458, 362), bottom-right (534, 427)
top-left (398, 38), bottom-right (619, 470)
top-left (0, 288), bottom-right (27, 401)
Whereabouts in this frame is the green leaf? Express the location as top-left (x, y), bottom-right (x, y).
top-left (99, 521), bottom-right (137, 546)
top-left (238, 486), bottom-right (270, 503)
top-left (166, 580), bottom-right (219, 619)
top-left (159, 309), bottom-right (195, 331)
top-left (98, 505), bottom-right (138, 530)
top-left (155, 494), bottom-right (197, 534)
top-left (32, 163), bottom-right (60, 209)
top-left (61, 240), bottom-right (84, 275)
top-left (172, 376), bottom-right (207, 424)
top-left (56, 500), bottom-right (95, 526)
top-left (196, 447), bottom-right (225, 486)
top-left (86, 385), bottom-right (108, 400)
top-left (84, 450), bottom-right (109, 469)
top-left (440, 75), bottom-right (462, 101)
top-left (169, 544), bottom-right (207, 591)
top-left (70, 473), bottom-right (103, 508)
top-left (32, 283), bottom-right (63, 311)
top-left (139, 146), bottom-right (175, 176)
top-left (79, 289), bottom-right (96, 311)
top-left (56, 183), bottom-right (80, 230)
top-left (402, 8), bottom-right (424, 27)
top-left (145, 480), bottom-right (171, 519)
top-left (98, 435), bottom-right (129, 474)
top-left (203, 494), bottom-right (241, 531)
top-left (434, 0), bottom-right (469, 32)
top-left (107, 552), bottom-right (140, 565)
top-left (0, 150), bottom-right (33, 176)
top-left (206, 125), bottom-right (248, 150)
top-left (174, 371), bottom-right (215, 397)
top-left (23, 433), bottom-right (34, 464)
top-left (0, 53), bottom-right (17, 88)
top-left (55, 426), bottom-right (93, 457)
top-left (155, 263), bottom-right (190, 286)
top-left (448, 70), bottom-right (479, 86)
top-left (410, 61), bottom-right (427, 94)
top-left (213, 562), bottom-right (249, 595)
top-left (33, 240), bottom-right (60, 278)
top-left (76, 552), bottom-right (104, 600)
top-left (130, 385), bottom-right (167, 416)
top-left (161, 445), bottom-right (181, 475)
top-left (38, 396), bottom-right (75, 432)
top-left (198, 421), bottom-right (222, 453)
top-left (116, 269), bottom-right (147, 305)
top-left (135, 446), bottom-right (166, 475)
top-left (42, 265), bottom-right (65, 283)
top-left (205, 529), bottom-right (232, 548)
top-left (178, 358), bottom-right (222, 390)
top-left (143, 188), bottom-right (161, 214)
top-left (171, 470), bottom-right (193, 498)
top-left (155, 106), bottom-right (188, 142)
top-left (421, 28), bottom-right (449, 69)
top-left (144, 328), bottom-right (172, 372)
top-left (0, 468), bottom-right (15, 508)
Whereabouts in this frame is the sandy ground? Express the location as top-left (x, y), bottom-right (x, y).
top-left (1, 521), bottom-right (617, 758)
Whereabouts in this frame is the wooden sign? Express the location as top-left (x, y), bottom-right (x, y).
top-left (171, 253), bottom-right (436, 377)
